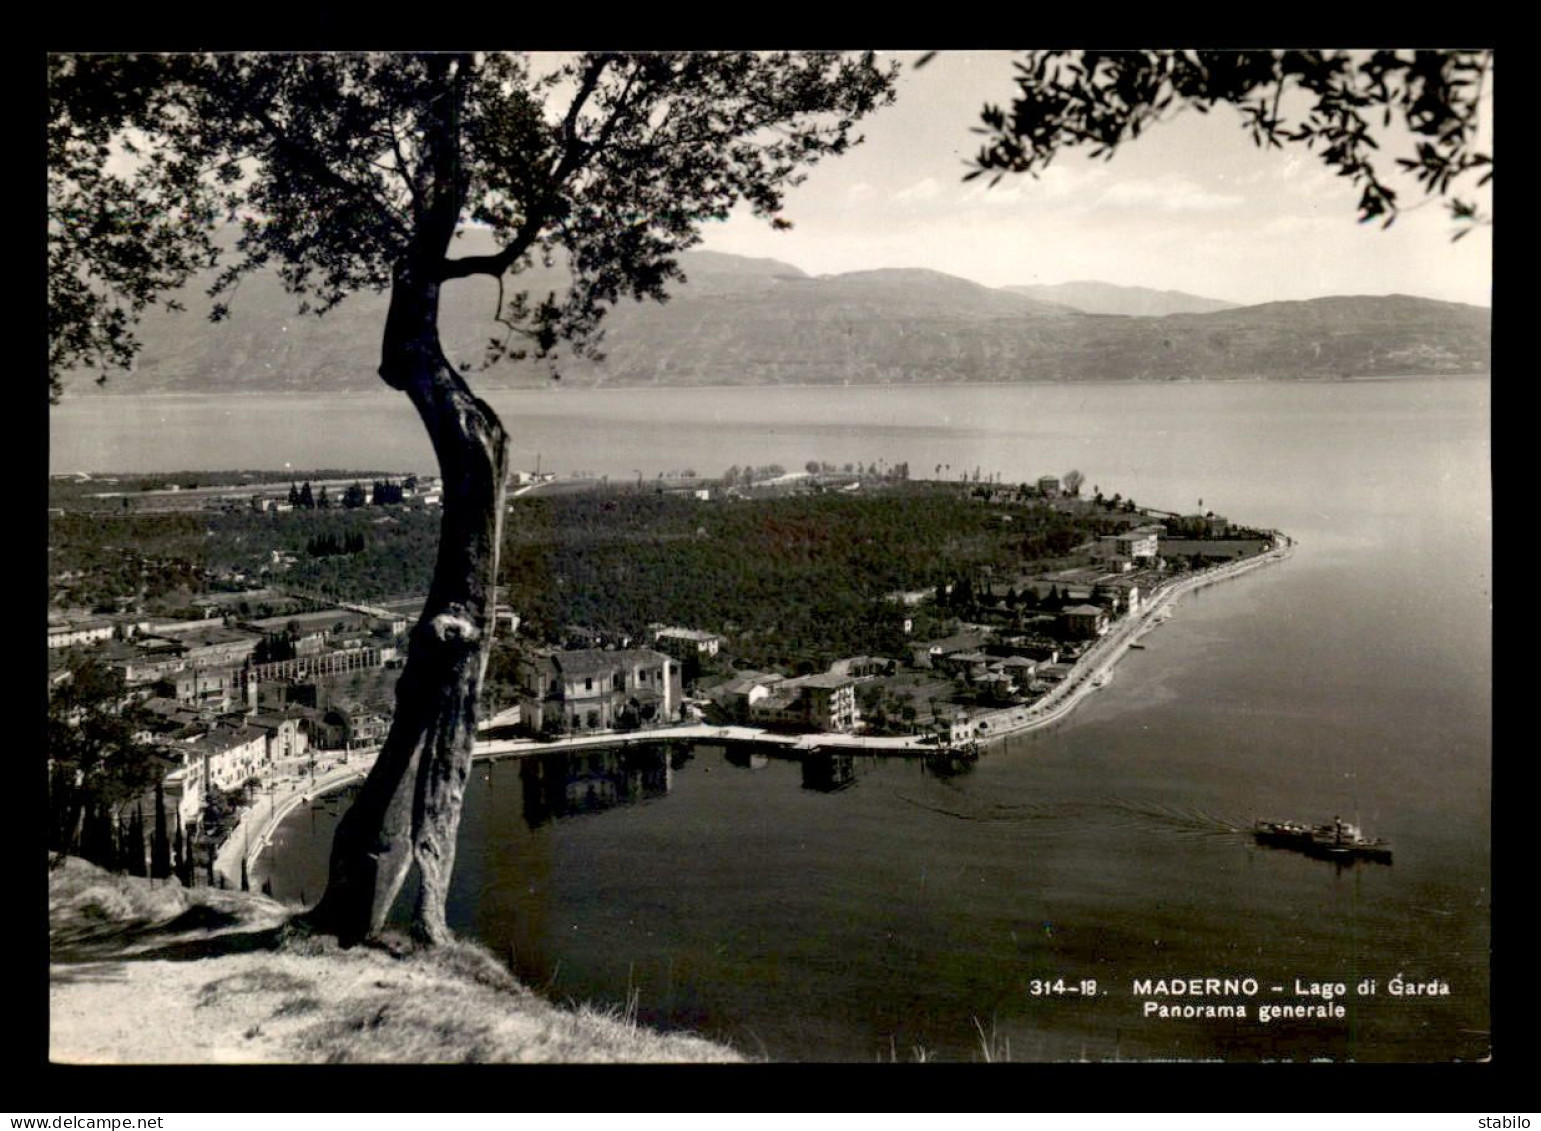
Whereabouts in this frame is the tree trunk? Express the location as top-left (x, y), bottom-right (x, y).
top-left (307, 257), bottom-right (508, 946)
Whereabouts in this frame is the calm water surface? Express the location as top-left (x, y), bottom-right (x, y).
top-left (61, 379), bottom-right (1489, 1062)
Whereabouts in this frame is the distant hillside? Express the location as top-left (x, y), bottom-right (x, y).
top-left (58, 245), bottom-right (1490, 396)
top-left (1002, 280), bottom-right (1239, 317)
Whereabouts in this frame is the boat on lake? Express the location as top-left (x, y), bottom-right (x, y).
top-left (1253, 816), bottom-right (1392, 863)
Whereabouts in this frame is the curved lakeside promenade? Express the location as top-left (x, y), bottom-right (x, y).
top-left (232, 533), bottom-right (1293, 887)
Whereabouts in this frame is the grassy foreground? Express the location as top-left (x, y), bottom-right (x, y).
top-left (48, 858), bottom-right (743, 1064)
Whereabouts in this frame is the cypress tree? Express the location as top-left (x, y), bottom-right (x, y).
top-left (178, 821), bottom-right (195, 889)
top-left (127, 804), bottom-right (147, 877)
top-left (240, 855), bottom-right (250, 892)
top-left (80, 802), bottom-right (108, 870)
top-left (111, 813), bottom-right (127, 873)
top-left (151, 784), bottom-right (172, 880)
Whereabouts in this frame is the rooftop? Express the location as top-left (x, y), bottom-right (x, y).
top-left (550, 648), bottom-right (670, 677)
top-left (793, 673), bottom-right (855, 690)
top-left (718, 671), bottom-right (782, 696)
top-left (923, 632), bottom-right (990, 655)
top-left (189, 725), bottom-right (265, 754)
top-left (247, 609), bottom-right (361, 633)
top-left (149, 625), bottom-right (260, 648)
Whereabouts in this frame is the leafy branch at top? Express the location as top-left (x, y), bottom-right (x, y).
top-left (965, 49), bottom-right (1492, 238)
top-left (47, 51), bottom-right (899, 399)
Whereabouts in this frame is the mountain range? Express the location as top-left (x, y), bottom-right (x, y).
top-left (1001, 280), bottom-right (1238, 317)
top-left (62, 245), bottom-right (1491, 396)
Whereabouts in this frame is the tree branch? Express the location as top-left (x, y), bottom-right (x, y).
top-left (249, 104), bottom-right (412, 244)
top-left (435, 55), bottom-right (619, 283)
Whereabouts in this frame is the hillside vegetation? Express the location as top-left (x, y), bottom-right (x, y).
top-left (58, 244), bottom-right (1490, 396)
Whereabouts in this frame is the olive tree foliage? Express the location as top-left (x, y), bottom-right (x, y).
top-left (48, 51), bottom-right (897, 944)
top-left (49, 52), bottom-right (897, 397)
top-left (956, 50), bottom-right (1491, 237)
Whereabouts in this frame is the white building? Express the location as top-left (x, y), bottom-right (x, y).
top-left (653, 626), bottom-right (722, 659)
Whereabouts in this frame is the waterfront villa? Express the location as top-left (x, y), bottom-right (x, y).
top-left (747, 672), bottom-right (859, 733)
top-left (516, 647), bottom-right (683, 735)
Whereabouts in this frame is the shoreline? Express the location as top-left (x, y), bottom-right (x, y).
top-left (979, 533), bottom-right (1295, 741)
top-left (238, 534), bottom-right (1294, 883)
top-left (56, 372), bottom-right (1487, 404)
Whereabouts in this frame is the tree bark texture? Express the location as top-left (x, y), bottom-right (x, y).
top-left (306, 55), bottom-right (512, 945)
top-left (308, 261), bottom-right (508, 945)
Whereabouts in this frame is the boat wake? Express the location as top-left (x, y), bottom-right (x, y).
top-left (1099, 797), bottom-right (1250, 839)
top-left (891, 792), bottom-right (1252, 841)
top-left (890, 793), bottom-right (1103, 824)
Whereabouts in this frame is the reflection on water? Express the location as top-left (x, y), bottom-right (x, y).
top-left (800, 749), bottom-right (857, 793)
top-left (723, 745), bottom-right (767, 771)
top-left (921, 746), bottom-right (979, 780)
top-left (519, 744), bottom-right (672, 827)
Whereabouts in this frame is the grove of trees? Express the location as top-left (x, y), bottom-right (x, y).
top-left (498, 484), bottom-right (1101, 670)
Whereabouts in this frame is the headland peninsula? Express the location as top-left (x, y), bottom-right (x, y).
top-left (49, 463), bottom-right (1289, 1061)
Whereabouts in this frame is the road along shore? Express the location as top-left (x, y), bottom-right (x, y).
top-left (236, 534), bottom-right (1293, 884)
top-left (979, 532), bottom-right (1295, 741)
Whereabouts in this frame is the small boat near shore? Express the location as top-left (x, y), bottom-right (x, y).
top-left (1253, 816), bottom-right (1392, 864)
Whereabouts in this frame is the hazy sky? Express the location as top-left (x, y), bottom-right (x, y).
top-left (692, 51), bottom-right (1493, 308)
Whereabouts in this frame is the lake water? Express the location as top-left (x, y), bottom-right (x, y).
top-left (56, 378), bottom-right (1491, 1061)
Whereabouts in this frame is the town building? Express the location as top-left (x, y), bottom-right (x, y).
top-left (1101, 578), bottom-right (1143, 614)
top-left (992, 655), bottom-right (1039, 690)
top-left (792, 673), bottom-right (858, 733)
top-left (46, 618), bottom-right (115, 649)
top-left (247, 709), bottom-right (313, 764)
top-left (169, 724), bottom-right (271, 826)
top-left (828, 655), bottom-right (897, 680)
top-left (1060, 604), bottom-right (1110, 640)
top-left (939, 651), bottom-right (993, 679)
top-left (911, 631), bottom-right (992, 670)
top-left (748, 673), bottom-right (858, 733)
top-left (246, 608), bottom-right (373, 640)
top-left (245, 644), bottom-right (396, 683)
top-left (493, 606), bottom-right (521, 635)
top-left (163, 666), bottom-right (246, 713)
top-left (517, 648), bottom-right (682, 735)
top-left (702, 671), bottom-right (784, 722)
top-left (652, 626), bottom-right (723, 660)
top-left (311, 705), bottom-right (390, 749)
top-left (1095, 530), bottom-right (1158, 561)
